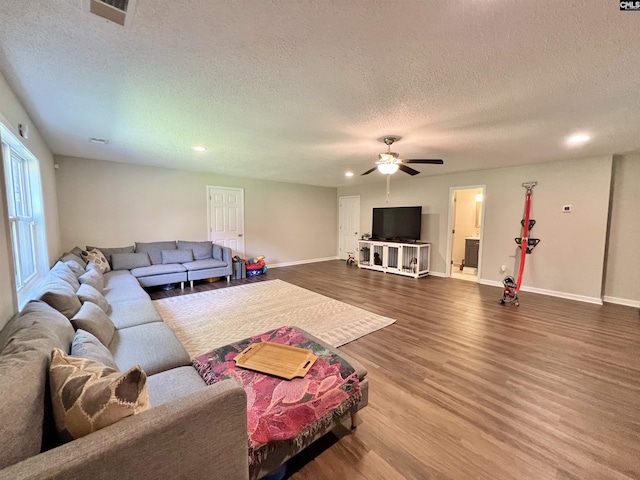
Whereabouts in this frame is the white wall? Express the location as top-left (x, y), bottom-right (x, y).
top-left (604, 155), bottom-right (640, 305)
top-left (55, 156), bottom-right (338, 265)
top-left (339, 156), bottom-right (614, 303)
top-left (0, 72), bottom-right (60, 328)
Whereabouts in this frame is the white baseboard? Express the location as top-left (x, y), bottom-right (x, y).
top-left (603, 296), bottom-right (640, 308)
top-left (269, 256), bottom-right (339, 268)
top-left (428, 271), bottom-right (447, 278)
top-left (479, 279), bottom-right (603, 305)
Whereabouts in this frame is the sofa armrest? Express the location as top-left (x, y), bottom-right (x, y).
top-left (1, 379), bottom-right (248, 480)
top-left (221, 245), bottom-right (232, 266)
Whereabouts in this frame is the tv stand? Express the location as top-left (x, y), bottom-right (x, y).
top-left (357, 240), bottom-right (430, 278)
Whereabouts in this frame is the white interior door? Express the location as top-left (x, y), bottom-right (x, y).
top-left (339, 196), bottom-right (360, 260)
top-left (207, 186), bottom-right (245, 257)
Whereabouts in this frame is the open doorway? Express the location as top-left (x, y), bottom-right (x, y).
top-left (446, 186), bottom-right (485, 282)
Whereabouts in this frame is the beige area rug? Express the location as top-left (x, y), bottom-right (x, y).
top-left (154, 279), bottom-right (396, 358)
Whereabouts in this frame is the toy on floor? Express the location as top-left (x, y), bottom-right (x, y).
top-left (500, 275), bottom-right (519, 306)
top-left (245, 255), bottom-right (267, 277)
top-left (346, 255), bottom-right (355, 265)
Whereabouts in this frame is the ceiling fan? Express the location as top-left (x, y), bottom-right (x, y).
top-left (361, 136), bottom-right (444, 176)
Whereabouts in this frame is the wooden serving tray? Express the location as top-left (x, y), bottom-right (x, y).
top-left (234, 342), bottom-right (317, 380)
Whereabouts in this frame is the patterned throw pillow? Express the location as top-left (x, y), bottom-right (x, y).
top-left (49, 349), bottom-right (150, 442)
top-left (80, 249), bottom-right (111, 273)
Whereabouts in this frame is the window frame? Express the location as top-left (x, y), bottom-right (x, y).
top-left (0, 124), bottom-right (49, 308)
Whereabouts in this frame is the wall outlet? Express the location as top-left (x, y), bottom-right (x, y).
top-left (563, 205), bottom-right (572, 213)
top-left (500, 265), bottom-right (507, 273)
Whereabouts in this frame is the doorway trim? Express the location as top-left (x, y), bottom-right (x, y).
top-left (338, 195), bottom-right (360, 260)
top-left (206, 186), bottom-right (245, 256)
top-left (445, 185), bottom-right (486, 280)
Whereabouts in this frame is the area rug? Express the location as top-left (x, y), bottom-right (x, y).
top-left (153, 279), bottom-right (396, 357)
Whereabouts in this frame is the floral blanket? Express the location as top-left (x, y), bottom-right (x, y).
top-left (192, 326), bottom-right (361, 464)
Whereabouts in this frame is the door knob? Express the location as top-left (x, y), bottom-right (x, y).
top-left (238, 234), bottom-right (243, 237)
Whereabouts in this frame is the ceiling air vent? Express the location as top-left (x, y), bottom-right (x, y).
top-left (89, 0), bottom-right (130, 26)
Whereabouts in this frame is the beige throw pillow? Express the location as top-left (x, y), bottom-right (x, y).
top-left (49, 349), bottom-right (150, 442)
top-left (76, 283), bottom-right (111, 314)
top-left (78, 268), bottom-right (104, 292)
top-left (71, 303), bottom-right (115, 346)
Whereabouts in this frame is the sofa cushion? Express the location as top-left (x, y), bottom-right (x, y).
top-left (71, 329), bottom-right (119, 370)
top-left (162, 249), bottom-right (193, 264)
top-left (80, 249), bottom-right (111, 273)
top-left (177, 240), bottom-right (213, 261)
top-left (50, 261), bottom-right (81, 290)
top-left (103, 270), bottom-right (143, 290)
top-left (135, 241), bottom-right (177, 265)
top-left (146, 366), bottom-right (206, 407)
top-left (182, 258), bottom-right (228, 271)
top-left (108, 299), bottom-right (163, 329)
top-left (79, 268), bottom-right (104, 292)
top-left (64, 259), bottom-right (86, 277)
top-left (77, 283), bottom-right (111, 314)
top-left (130, 263), bottom-right (187, 278)
top-left (71, 302), bottom-right (115, 346)
top-left (109, 323), bottom-right (191, 376)
top-left (0, 300), bottom-right (75, 359)
top-left (111, 252), bottom-right (152, 271)
top-left (0, 335), bottom-right (51, 469)
top-left (0, 301), bottom-right (75, 467)
top-left (60, 251), bottom-right (85, 267)
top-left (49, 348), bottom-right (149, 442)
top-left (103, 282), bottom-right (150, 304)
top-left (38, 274), bottom-right (82, 319)
top-left (212, 244), bottom-right (224, 261)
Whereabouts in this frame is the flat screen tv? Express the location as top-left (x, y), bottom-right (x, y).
top-left (372, 206), bottom-right (422, 242)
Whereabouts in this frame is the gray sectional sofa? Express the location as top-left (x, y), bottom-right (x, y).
top-left (88, 240), bottom-right (233, 289)
top-left (0, 243), bottom-right (369, 480)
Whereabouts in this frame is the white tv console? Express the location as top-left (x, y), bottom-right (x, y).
top-left (357, 240), bottom-right (430, 278)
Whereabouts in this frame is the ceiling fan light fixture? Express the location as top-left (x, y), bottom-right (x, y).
top-left (377, 163), bottom-right (399, 175)
top-left (378, 152), bottom-right (399, 161)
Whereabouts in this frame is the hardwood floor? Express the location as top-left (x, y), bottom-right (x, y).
top-left (151, 261), bottom-right (640, 480)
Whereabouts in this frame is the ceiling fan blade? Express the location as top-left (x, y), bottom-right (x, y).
top-left (398, 164), bottom-right (421, 176)
top-left (402, 159), bottom-right (444, 164)
top-left (361, 167), bottom-right (378, 176)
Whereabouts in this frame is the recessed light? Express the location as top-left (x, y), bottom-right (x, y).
top-left (345, 171), bottom-right (354, 177)
top-left (566, 134), bottom-right (590, 145)
top-left (193, 146), bottom-right (207, 152)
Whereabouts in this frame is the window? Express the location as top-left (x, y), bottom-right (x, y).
top-left (1, 125), bottom-right (48, 306)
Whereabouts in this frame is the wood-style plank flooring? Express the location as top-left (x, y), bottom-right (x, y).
top-left (150, 261), bottom-right (640, 480)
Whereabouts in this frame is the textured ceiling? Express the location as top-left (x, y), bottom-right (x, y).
top-left (0, 0), bottom-right (639, 187)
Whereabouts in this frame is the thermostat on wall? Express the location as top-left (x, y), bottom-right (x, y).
top-left (563, 205), bottom-right (572, 213)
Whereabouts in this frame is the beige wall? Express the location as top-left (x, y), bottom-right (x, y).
top-left (339, 156), bottom-right (614, 302)
top-left (0, 72), bottom-right (60, 328)
top-left (55, 156), bottom-right (337, 265)
top-left (604, 155), bottom-right (640, 304)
